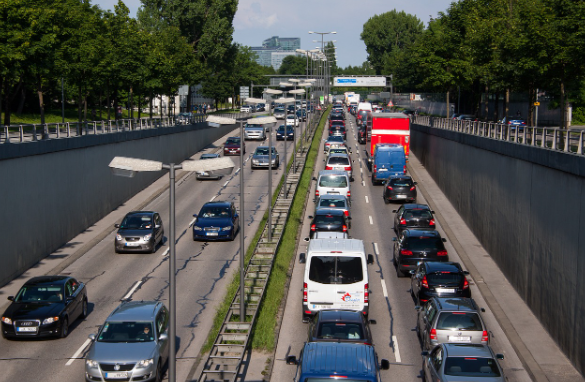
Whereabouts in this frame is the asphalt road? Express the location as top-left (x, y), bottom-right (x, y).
top-left (0, 119), bottom-right (302, 382)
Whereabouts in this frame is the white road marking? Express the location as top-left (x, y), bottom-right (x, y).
top-left (122, 281), bottom-right (142, 301)
top-left (235, 168), bottom-right (241, 175)
top-left (360, 167), bottom-right (363, 173)
top-left (362, 181), bottom-right (365, 187)
top-left (365, 196), bottom-right (369, 203)
top-left (392, 335), bottom-right (402, 363)
top-left (374, 242), bottom-right (379, 255)
top-left (161, 248), bottom-right (169, 257)
top-left (65, 338), bottom-right (91, 366)
top-left (223, 180), bottom-right (229, 187)
top-left (188, 217), bottom-right (197, 227)
top-left (381, 279), bottom-right (388, 298)
top-left (369, 216), bottom-right (373, 225)
top-left (210, 195), bottom-right (217, 201)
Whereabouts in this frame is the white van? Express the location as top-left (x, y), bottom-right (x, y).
top-left (299, 238), bottom-right (374, 321)
top-left (314, 170), bottom-right (351, 203)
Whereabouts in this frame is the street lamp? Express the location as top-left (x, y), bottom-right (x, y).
top-left (108, 154), bottom-right (235, 382)
top-left (277, 97), bottom-right (296, 197)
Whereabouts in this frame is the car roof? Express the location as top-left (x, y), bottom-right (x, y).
top-left (300, 342), bottom-right (377, 378)
top-left (315, 208), bottom-right (345, 216)
top-left (201, 201), bottom-right (232, 208)
top-left (389, 175), bottom-right (413, 180)
top-left (433, 297), bottom-right (478, 312)
top-left (316, 310), bottom-right (365, 323)
top-left (108, 301), bottom-right (162, 321)
top-left (308, 238), bottom-right (365, 253)
top-left (126, 211), bottom-right (155, 217)
top-left (24, 275), bottom-right (70, 286)
top-left (328, 153), bottom-right (350, 159)
top-left (443, 344), bottom-right (494, 358)
top-left (424, 261), bottom-right (462, 272)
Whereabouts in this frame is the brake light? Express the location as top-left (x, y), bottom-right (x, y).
top-left (400, 249), bottom-right (412, 256)
top-left (325, 142), bottom-right (330, 146)
top-left (344, 166), bottom-right (351, 171)
top-left (342, 225), bottom-right (347, 232)
top-left (399, 218), bottom-right (406, 225)
top-left (410, 186), bottom-right (416, 191)
top-left (315, 190), bottom-right (320, 197)
top-left (326, 166), bottom-right (333, 170)
top-left (437, 250), bottom-right (448, 256)
top-left (430, 328), bottom-right (436, 340)
top-left (387, 186), bottom-right (393, 190)
top-left (373, 165), bottom-right (377, 173)
top-left (463, 277), bottom-right (469, 289)
top-left (346, 191), bottom-right (351, 198)
top-left (364, 283), bottom-right (369, 303)
top-left (343, 210), bottom-right (349, 217)
top-left (421, 275), bottom-right (429, 288)
top-left (303, 282), bottom-right (308, 303)
top-left (429, 219), bottom-right (435, 226)
top-left (482, 330), bottom-right (489, 343)
top-left (310, 224), bottom-right (316, 231)
top-left (403, 165), bottom-right (407, 174)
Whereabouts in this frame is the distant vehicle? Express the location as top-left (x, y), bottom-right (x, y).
top-left (366, 113), bottom-right (410, 166)
top-left (192, 201), bottom-right (239, 241)
top-left (273, 107), bottom-right (286, 119)
top-left (85, 301), bottom-right (169, 382)
top-left (251, 146), bottom-right (279, 169)
top-left (457, 114), bottom-right (477, 121)
top-left (176, 112), bottom-right (192, 125)
top-left (243, 123), bottom-right (266, 141)
top-left (315, 194), bottom-right (351, 225)
top-left (223, 136), bottom-right (245, 156)
top-left (309, 209), bottom-right (350, 238)
top-left (393, 203), bottom-right (435, 236)
top-left (256, 103), bottom-right (266, 112)
top-left (422, 344), bottom-right (505, 382)
top-left (287, 105), bottom-right (296, 114)
top-left (500, 116), bottom-right (527, 130)
top-left (1, 276), bottom-right (87, 339)
top-left (329, 123), bottom-right (347, 140)
top-left (307, 310), bottom-right (375, 345)
top-left (314, 170), bottom-right (351, 203)
top-left (393, 229), bottom-right (448, 277)
top-left (115, 211), bottom-right (164, 253)
top-left (323, 135), bottom-right (346, 154)
top-left (326, 146), bottom-right (352, 161)
top-left (411, 261), bottom-right (471, 304)
top-left (383, 175), bottom-right (417, 203)
top-left (371, 144), bottom-right (407, 185)
top-left (296, 109), bottom-right (307, 121)
top-left (276, 125), bottom-right (294, 140)
top-left (196, 153), bottom-right (223, 180)
top-left (285, 114), bottom-right (299, 126)
top-left (240, 105), bottom-right (252, 113)
top-left (325, 153), bottom-right (353, 180)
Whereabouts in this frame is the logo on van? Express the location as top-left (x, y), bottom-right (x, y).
top-left (341, 292), bottom-right (360, 303)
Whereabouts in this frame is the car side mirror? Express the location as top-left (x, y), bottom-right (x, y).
top-left (286, 356), bottom-right (297, 365)
top-left (299, 253), bottom-right (306, 263)
top-left (392, 210), bottom-right (397, 213)
top-left (481, 308), bottom-right (486, 312)
top-left (89, 333), bottom-right (96, 341)
top-left (347, 216), bottom-right (352, 220)
top-left (367, 254), bottom-right (374, 264)
top-left (303, 237), bottom-right (310, 242)
top-left (308, 216), bottom-right (313, 220)
top-left (114, 223), bottom-right (120, 228)
top-left (193, 214), bottom-right (198, 218)
top-left (414, 182), bottom-right (418, 185)
top-left (392, 237), bottom-right (397, 242)
top-left (7, 296), bottom-right (14, 301)
top-left (431, 210), bottom-right (435, 214)
top-left (496, 354), bottom-right (505, 360)
top-left (463, 271), bottom-right (469, 275)
top-left (415, 305), bottom-right (421, 311)
top-left (312, 177), bottom-right (317, 181)
top-left (442, 238), bottom-right (447, 242)
top-left (421, 351), bottom-right (429, 356)
top-left (380, 359), bottom-right (390, 370)
top-left (409, 270), bottom-right (415, 275)
top-left (159, 333), bottom-right (169, 341)
top-left (369, 319), bottom-right (377, 325)
top-left (155, 224), bottom-right (161, 229)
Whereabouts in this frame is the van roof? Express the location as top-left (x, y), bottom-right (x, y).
top-left (373, 112), bottom-right (409, 119)
top-left (375, 144), bottom-right (403, 151)
top-left (300, 342), bottom-right (377, 379)
top-left (308, 238), bottom-right (365, 253)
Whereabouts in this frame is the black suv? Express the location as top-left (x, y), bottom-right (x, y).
top-left (308, 310), bottom-right (376, 345)
top-left (392, 229), bottom-right (448, 277)
top-left (411, 261), bottom-right (471, 304)
top-left (309, 209), bottom-right (350, 238)
top-left (383, 175), bottom-right (417, 203)
top-left (393, 203), bottom-right (435, 236)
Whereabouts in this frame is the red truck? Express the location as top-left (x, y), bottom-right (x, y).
top-left (365, 113), bottom-right (410, 167)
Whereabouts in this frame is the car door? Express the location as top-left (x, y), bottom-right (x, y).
top-left (156, 307), bottom-right (169, 362)
top-left (411, 265), bottom-right (424, 297)
top-left (232, 205), bottom-right (239, 231)
top-left (422, 302), bottom-right (438, 349)
top-left (427, 346), bottom-right (445, 381)
top-left (154, 214), bottom-right (163, 244)
top-left (394, 206), bottom-right (404, 230)
top-left (65, 280), bottom-right (81, 319)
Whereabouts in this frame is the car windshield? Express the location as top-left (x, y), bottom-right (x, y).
top-left (275, 108), bottom-right (284, 112)
top-left (404, 237), bottom-right (443, 250)
top-left (255, 148), bottom-right (274, 156)
top-left (246, 124), bottom-right (263, 129)
top-left (15, 285), bottom-right (63, 303)
top-left (317, 322), bottom-right (365, 340)
top-left (444, 356), bottom-right (501, 377)
top-left (198, 206), bottom-right (230, 218)
top-left (309, 256), bottom-right (363, 284)
top-left (120, 214), bottom-right (153, 230)
top-left (427, 272), bottom-right (463, 285)
top-left (97, 321), bottom-right (155, 343)
top-left (225, 138), bottom-right (240, 145)
top-left (201, 154), bottom-right (218, 159)
top-left (319, 176), bottom-right (348, 188)
top-left (390, 179), bottom-right (414, 187)
top-left (328, 157), bottom-right (350, 165)
top-left (318, 198), bottom-right (346, 208)
top-left (436, 312), bottom-right (482, 331)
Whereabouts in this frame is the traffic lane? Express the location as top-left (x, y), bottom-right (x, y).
top-left (0, 130), bottom-right (297, 382)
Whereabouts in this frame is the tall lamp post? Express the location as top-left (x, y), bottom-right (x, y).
top-left (108, 153), bottom-right (235, 382)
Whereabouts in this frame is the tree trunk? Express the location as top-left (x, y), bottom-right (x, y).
top-left (107, 80), bottom-right (111, 120)
top-left (17, 85), bottom-right (25, 116)
top-left (504, 89), bottom-right (510, 119)
top-left (138, 88), bottom-right (142, 120)
top-left (187, 85), bottom-right (192, 113)
top-left (494, 91), bottom-right (500, 122)
top-left (149, 91), bottom-right (153, 119)
top-left (483, 83), bottom-right (489, 120)
top-left (528, 85), bottom-right (535, 127)
top-left (37, 75), bottom-right (45, 125)
top-left (99, 90), bottom-right (102, 120)
top-left (113, 86), bottom-right (118, 120)
top-left (560, 80), bottom-right (566, 129)
top-left (78, 85), bottom-right (83, 124)
top-left (130, 87), bottom-right (134, 119)
top-left (446, 91), bottom-right (450, 118)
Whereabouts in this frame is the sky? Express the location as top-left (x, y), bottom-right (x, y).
top-left (97, 0), bottom-right (455, 68)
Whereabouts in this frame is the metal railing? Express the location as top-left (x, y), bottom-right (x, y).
top-left (415, 116), bottom-right (585, 155)
top-left (1, 112), bottom-right (249, 144)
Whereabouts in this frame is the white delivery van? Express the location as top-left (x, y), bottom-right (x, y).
top-left (299, 238), bottom-right (374, 321)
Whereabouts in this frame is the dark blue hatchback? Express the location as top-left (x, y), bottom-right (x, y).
top-left (192, 201), bottom-right (239, 241)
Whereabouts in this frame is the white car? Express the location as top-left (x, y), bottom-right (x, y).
top-left (240, 105), bottom-right (252, 113)
top-left (286, 115), bottom-right (299, 126)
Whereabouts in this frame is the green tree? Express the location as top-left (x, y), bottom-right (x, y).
top-left (278, 55), bottom-right (307, 75)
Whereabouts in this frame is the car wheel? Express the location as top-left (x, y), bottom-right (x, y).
top-left (151, 241), bottom-right (157, 254)
top-left (114, 246), bottom-right (120, 254)
top-left (230, 229), bottom-right (235, 241)
top-left (81, 298), bottom-right (88, 319)
top-left (396, 265), bottom-right (404, 278)
top-left (155, 360), bottom-right (163, 382)
top-left (60, 317), bottom-right (69, 338)
top-left (383, 196), bottom-right (389, 204)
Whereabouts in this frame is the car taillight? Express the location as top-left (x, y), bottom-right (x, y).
top-left (507, 121), bottom-right (512, 124)
top-left (430, 328), bottom-right (437, 340)
top-left (463, 277), bottom-right (469, 289)
top-left (437, 250), bottom-right (448, 256)
top-left (400, 249), bottom-right (412, 256)
top-left (343, 210), bottom-right (349, 217)
top-left (315, 190), bottom-right (320, 197)
top-left (326, 166), bottom-right (333, 170)
top-left (387, 186), bottom-right (393, 190)
top-left (373, 165), bottom-right (377, 173)
top-left (344, 166), bottom-right (351, 171)
top-left (364, 283), bottom-right (369, 303)
top-left (410, 186), bottom-right (416, 191)
top-left (429, 219), bottom-right (435, 226)
top-left (482, 330), bottom-right (489, 343)
top-left (403, 165), bottom-right (407, 174)
top-left (325, 142), bottom-right (330, 146)
top-left (346, 191), bottom-right (351, 198)
top-left (399, 218), bottom-right (406, 225)
top-left (342, 225), bottom-right (347, 232)
top-left (303, 282), bottom-right (308, 303)
top-left (310, 224), bottom-right (316, 231)
top-left (422, 275), bottom-right (429, 288)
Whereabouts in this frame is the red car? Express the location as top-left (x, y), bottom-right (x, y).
top-left (223, 136), bottom-right (245, 156)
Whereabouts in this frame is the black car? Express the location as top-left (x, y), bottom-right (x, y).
top-left (256, 103), bottom-right (266, 112)
top-left (357, 125), bottom-right (367, 144)
top-left (1, 276), bottom-right (88, 339)
top-left (411, 262), bottom-right (471, 304)
top-left (309, 209), bottom-right (350, 238)
top-left (115, 211), bottom-right (165, 253)
top-left (383, 175), bottom-right (417, 204)
top-left (276, 125), bottom-right (295, 141)
top-left (329, 125), bottom-right (347, 140)
top-left (192, 201), bottom-right (240, 241)
top-left (308, 310), bottom-right (376, 345)
top-left (296, 109), bottom-right (307, 121)
top-left (393, 203), bottom-right (435, 236)
top-left (392, 229), bottom-right (449, 277)
top-left (287, 105), bottom-right (296, 114)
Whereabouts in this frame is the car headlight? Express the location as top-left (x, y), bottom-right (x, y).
top-left (221, 226), bottom-right (232, 231)
top-left (136, 358), bottom-right (154, 369)
top-left (86, 359), bottom-right (99, 369)
top-left (143, 234), bottom-right (152, 241)
top-left (116, 234), bottom-right (123, 241)
top-left (252, 159), bottom-right (259, 164)
top-left (2, 317), bottom-right (12, 325)
top-left (193, 226), bottom-right (203, 231)
top-left (42, 316), bottom-right (59, 325)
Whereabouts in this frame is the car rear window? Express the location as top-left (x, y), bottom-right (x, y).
top-left (319, 199), bottom-right (346, 208)
top-left (314, 214), bottom-right (344, 225)
top-left (328, 157), bottom-right (350, 165)
top-left (444, 357), bottom-right (501, 377)
top-left (402, 210), bottom-right (432, 220)
top-left (436, 312), bottom-right (482, 331)
top-left (403, 237), bottom-right (443, 250)
top-left (309, 256), bottom-right (363, 284)
top-left (319, 176), bottom-right (348, 188)
top-left (390, 179), bottom-right (413, 187)
top-left (427, 272), bottom-right (463, 285)
top-left (317, 323), bottom-right (365, 340)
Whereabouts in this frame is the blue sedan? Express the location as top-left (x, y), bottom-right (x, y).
top-left (192, 201), bottom-right (240, 241)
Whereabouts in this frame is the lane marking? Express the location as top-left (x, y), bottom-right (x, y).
top-left (369, 216), bottom-right (373, 225)
top-left (161, 248), bottom-right (169, 257)
top-left (360, 167), bottom-right (363, 173)
top-left (188, 217), bottom-right (196, 227)
top-left (122, 281), bottom-right (142, 301)
top-left (235, 168), bottom-right (241, 175)
top-left (362, 181), bottom-right (365, 187)
top-left (374, 242), bottom-right (379, 255)
top-left (223, 180), bottom-right (229, 187)
top-left (210, 195), bottom-right (217, 202)
top-left (365, 196), bottom-right (369, 203)
top-left (381, 279), bottom-right (388, 298)
top-left (65, 338), bottom-right (92, 366)
top-left (392, 335), bottom-right (402, 363)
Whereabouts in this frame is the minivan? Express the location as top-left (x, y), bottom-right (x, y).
top-left (299, 238), bottom-right (374, 320)
top-left (314, 170), bottom-right (351, 203)
top-left (371, 144), bottom-right (406, 185)
top-left (287, 342), bottom-right (389, 382)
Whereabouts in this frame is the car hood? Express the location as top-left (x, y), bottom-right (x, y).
top-left (118, 228), bottom-right (151, 237)
top-left (3, 301), bottom-right (63, 320)
top-left (253, 155), bottom-right (275, 161)
top-left (87, 341), bottom-right (157, 363)
top-left (443, 375), bottom-right (504, 382)
top-left (195, 218), bottom-right (233, 228)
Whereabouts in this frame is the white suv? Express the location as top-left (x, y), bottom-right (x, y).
top-left (314, 170), bottom-right (351, 204)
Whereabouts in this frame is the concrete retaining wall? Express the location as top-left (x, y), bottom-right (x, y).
top-left (410, 124), bottom-right (585, 374)
top-left (0, 122), bottom-right (238, 287)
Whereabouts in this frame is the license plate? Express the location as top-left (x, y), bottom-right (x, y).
top-left (395, 195), bottom-right (407, 199)
top-left (206, 232), bottom-right (218, 236)
top-left (125, 242), bottom-right (139, 246)
top-left (436, 288), bottom-right (455, 293)
top-left (449, 336), bottom-right (471, 342)
top-left (17, 327), bottom-right (37, 332)
top-left (105, 372), bottom-right (128, 379)
top-left (378, 168), bottom-right (388, 172)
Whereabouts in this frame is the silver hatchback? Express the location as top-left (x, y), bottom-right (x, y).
top-left (85, 301), bottom-right (169, 382)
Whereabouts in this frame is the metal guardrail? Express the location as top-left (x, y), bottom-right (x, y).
top-left (0, 112), bottom-right (249, 144)
top-left (415, 116), bottom-right (585, 154)
top-left (197, 110), bottom-right (324, 382)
